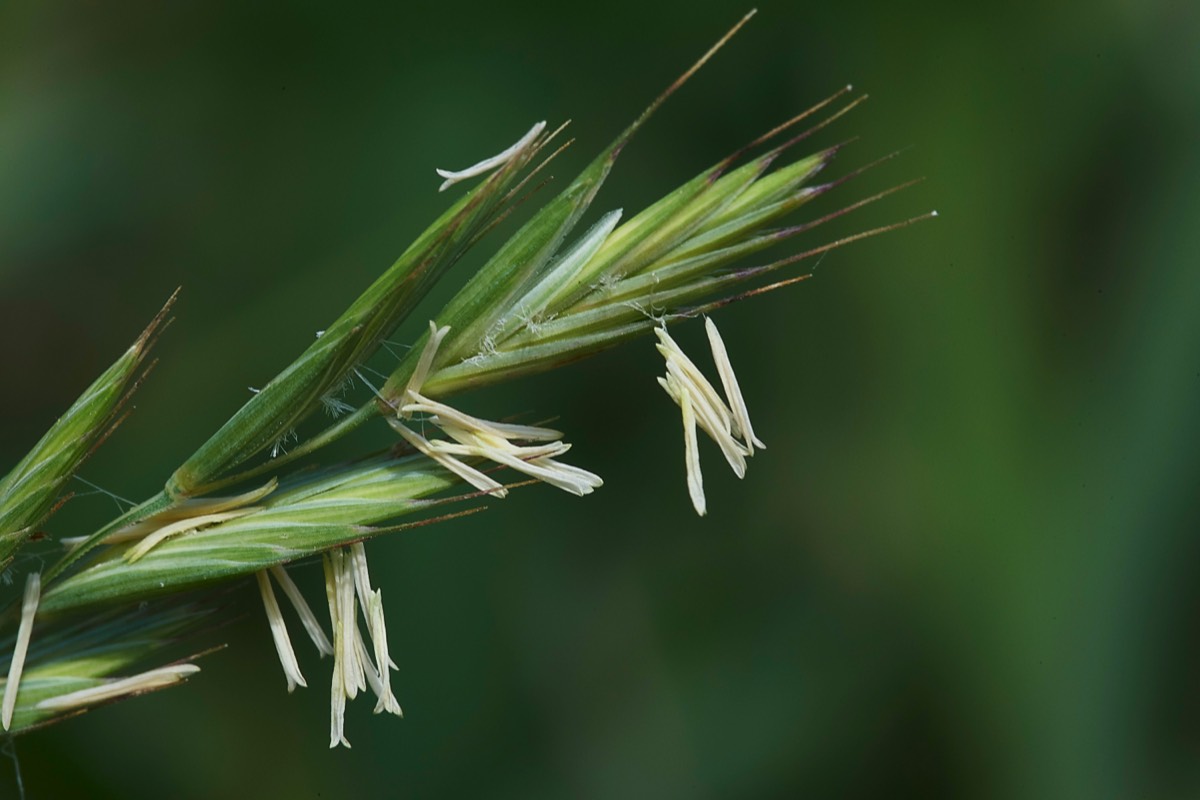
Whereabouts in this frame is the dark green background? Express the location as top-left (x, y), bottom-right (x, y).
top-left (2, 0), bottom-right (1198, 797)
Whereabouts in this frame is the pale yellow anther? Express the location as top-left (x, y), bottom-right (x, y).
top-left (269, 565), bottom-right (334, 657)
top-left (402, 322), bottom-right (452, 415)
top-left (705, 317), bottom-right (765, 452)
top-left (34, 665), bottom-right (200, 713)
top-left (124, 508), bottom-right (261, 563)
top-left (336, 552), bottom-right (363, 700)
top-left (322, 553), bottom-right (352, 749)
top-left (679, 379), bottom-right (705, 516)
top-left (435, 121), bottom-right (546, 192)
top-left (60, 479), bottom-right (278, 551)
top-left (2, 571), bottom-right (41, 730)
top-left (256, 570), bottom-right (307, 693)
top-left (388, 417), bottom-right (508, 497)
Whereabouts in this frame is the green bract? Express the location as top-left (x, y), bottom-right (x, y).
top-left (0, 292), bottom-right (174, 568)
top-left (42, 454), bottom-right (475, 613)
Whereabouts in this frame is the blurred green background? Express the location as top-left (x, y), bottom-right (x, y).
top-left (2, 0), bottom-right (1198, 797)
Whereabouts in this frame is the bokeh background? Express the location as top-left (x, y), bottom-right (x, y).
top-left (2, 0), bottom-right (1198, 797)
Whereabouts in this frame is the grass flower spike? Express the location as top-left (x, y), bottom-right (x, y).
top-left (0, 11), bottom-right (933, 756)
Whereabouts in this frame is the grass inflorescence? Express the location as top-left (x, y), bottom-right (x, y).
top-left (0, 10), bottom-right (932, 745)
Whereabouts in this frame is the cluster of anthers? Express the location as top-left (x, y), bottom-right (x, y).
top-left (387, 321), bottom-right (604, 499)
top-left (382, 311), bottom-right (763, 519)
top-left (254, 542), bottom-right (401, 748)
top-left (656, 318), bottom-right (765, 516)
